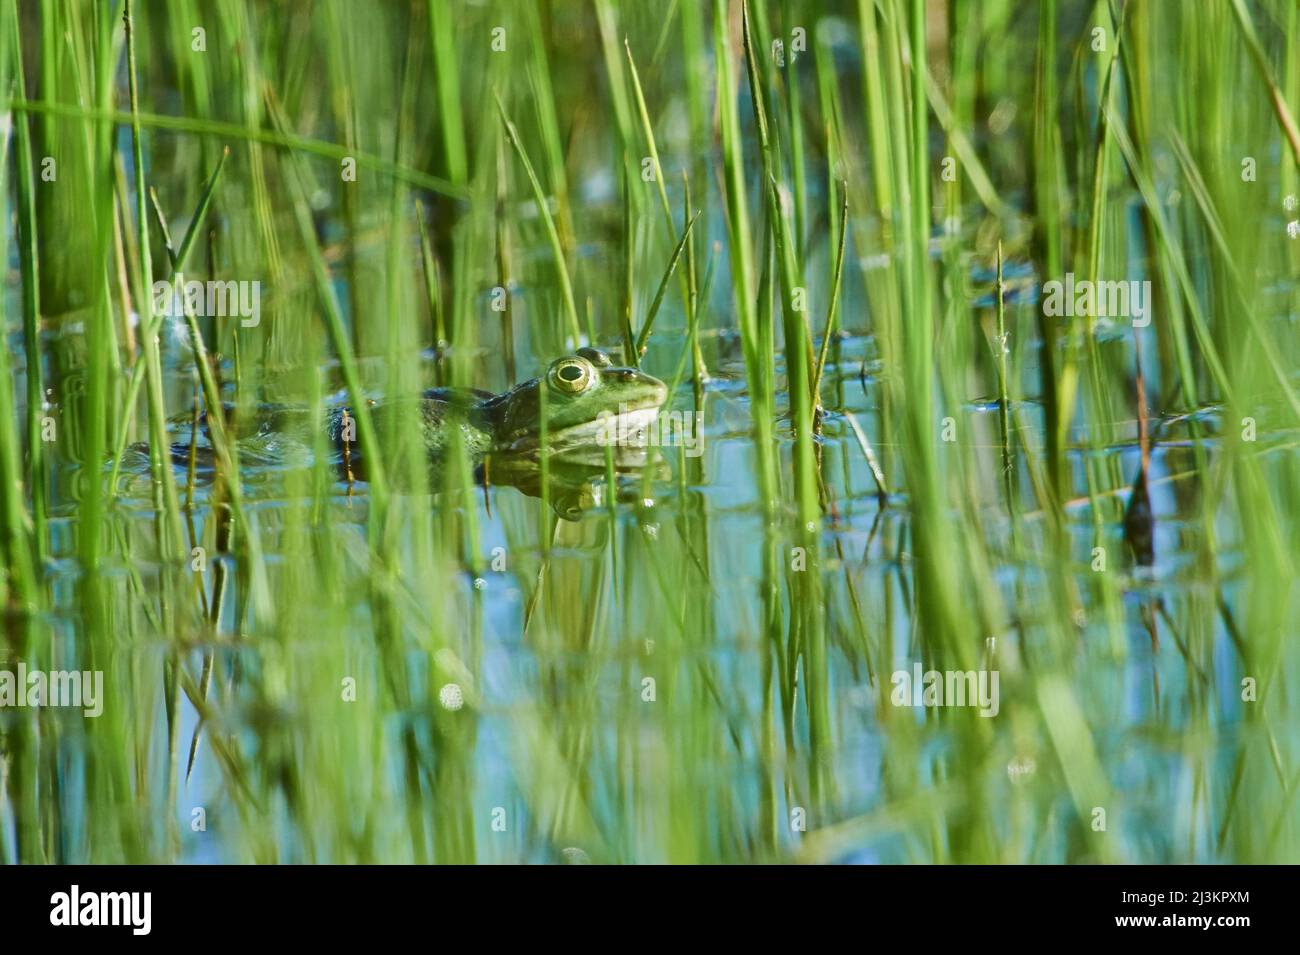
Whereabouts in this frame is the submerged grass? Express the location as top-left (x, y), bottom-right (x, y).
top-left (0, 0), bottom-right (1297, 864)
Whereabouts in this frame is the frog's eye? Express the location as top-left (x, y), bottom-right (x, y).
top-left (548, 357), bottom-right (595, 395)
top-left (576, 346), bottom-right (613, 367)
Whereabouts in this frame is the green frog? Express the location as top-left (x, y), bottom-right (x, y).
top-left (327, 346), bottom-right (667, 466)
top-left (142, 347), bottom-right (670, 518)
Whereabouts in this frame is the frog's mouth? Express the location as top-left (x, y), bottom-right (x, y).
top-left (555, 404), bottom-right (664, 463)
top-left (499, 399), bottom-right (666, 464)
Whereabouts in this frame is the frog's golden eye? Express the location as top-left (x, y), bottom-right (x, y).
top-left (548, 357), bottom-right (594, 395)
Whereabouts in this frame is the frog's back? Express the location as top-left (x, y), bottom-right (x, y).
top-left (323, 390), bottom-right (496, 470)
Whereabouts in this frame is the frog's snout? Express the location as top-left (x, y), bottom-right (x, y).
top-left (610, 368), bottom-right (668, 405)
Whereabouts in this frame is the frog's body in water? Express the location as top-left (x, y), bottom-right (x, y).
top-left (138, 348), bottom-right (669, 518)
top-left (324, 346), bottom-right (667, 471)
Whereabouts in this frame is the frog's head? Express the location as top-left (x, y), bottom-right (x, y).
top-left (486, 347), bottom-right (668, 460)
